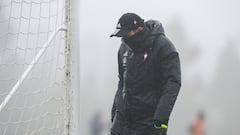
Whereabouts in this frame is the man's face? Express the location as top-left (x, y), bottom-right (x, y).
top-left (127, 26), bottom-right (144, 37)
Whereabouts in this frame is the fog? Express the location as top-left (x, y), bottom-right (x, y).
top-left (0, 0), bottom-right (240, 134)
top-left (79, 0), bottom-right (240, 135)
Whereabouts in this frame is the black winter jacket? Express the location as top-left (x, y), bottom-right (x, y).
top-left (111, 20), bottom-right (181, 135)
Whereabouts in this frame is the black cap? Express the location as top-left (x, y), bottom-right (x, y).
top-left (110, 13), bottom-right (144, 37)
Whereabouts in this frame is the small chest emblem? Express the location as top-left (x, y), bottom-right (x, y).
top-left (143, 52), bottom-right (148, 62)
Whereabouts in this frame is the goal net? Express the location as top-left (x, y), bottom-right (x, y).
top-left (0, 0), bottom-right (75, 134)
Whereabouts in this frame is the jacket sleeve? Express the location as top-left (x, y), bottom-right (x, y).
top-left (111, 46), bottom-right (123, 122)
top-left (153, 37), bottom-right (181, 124)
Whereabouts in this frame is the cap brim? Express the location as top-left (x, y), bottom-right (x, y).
top-left (110, 29), bottom-right (129, 37)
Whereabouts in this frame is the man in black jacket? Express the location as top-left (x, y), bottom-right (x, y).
top-left (110, 13), bottom-right (181, 135)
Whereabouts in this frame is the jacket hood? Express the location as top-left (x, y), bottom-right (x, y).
top-left (145, 20), bottom-right (165, 36)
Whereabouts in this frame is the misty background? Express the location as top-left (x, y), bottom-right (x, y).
top-left (0, 0), bottom-right (240, 134)
top-left (79, 0), bottom-right (240, 135)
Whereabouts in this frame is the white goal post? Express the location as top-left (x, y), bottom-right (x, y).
top-left (0, 0), bottom-right (80, 134)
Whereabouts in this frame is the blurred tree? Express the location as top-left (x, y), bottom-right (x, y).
top-left (211, 41), bottom-right (240, 89)
top-left (207, 41), bottom-right (240, 135)
top-left (166, 16), bottom-right (200, 66)
top-left (164, 17), bottom-right (206, 135)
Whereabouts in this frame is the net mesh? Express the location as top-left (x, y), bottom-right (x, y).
top-left (0, 0), bottom-right (69, 134)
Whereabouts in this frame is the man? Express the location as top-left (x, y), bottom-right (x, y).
top-left (110, 13), bottom-right (181, 135)
top-left (190, 111), bottom-right (205, 135)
